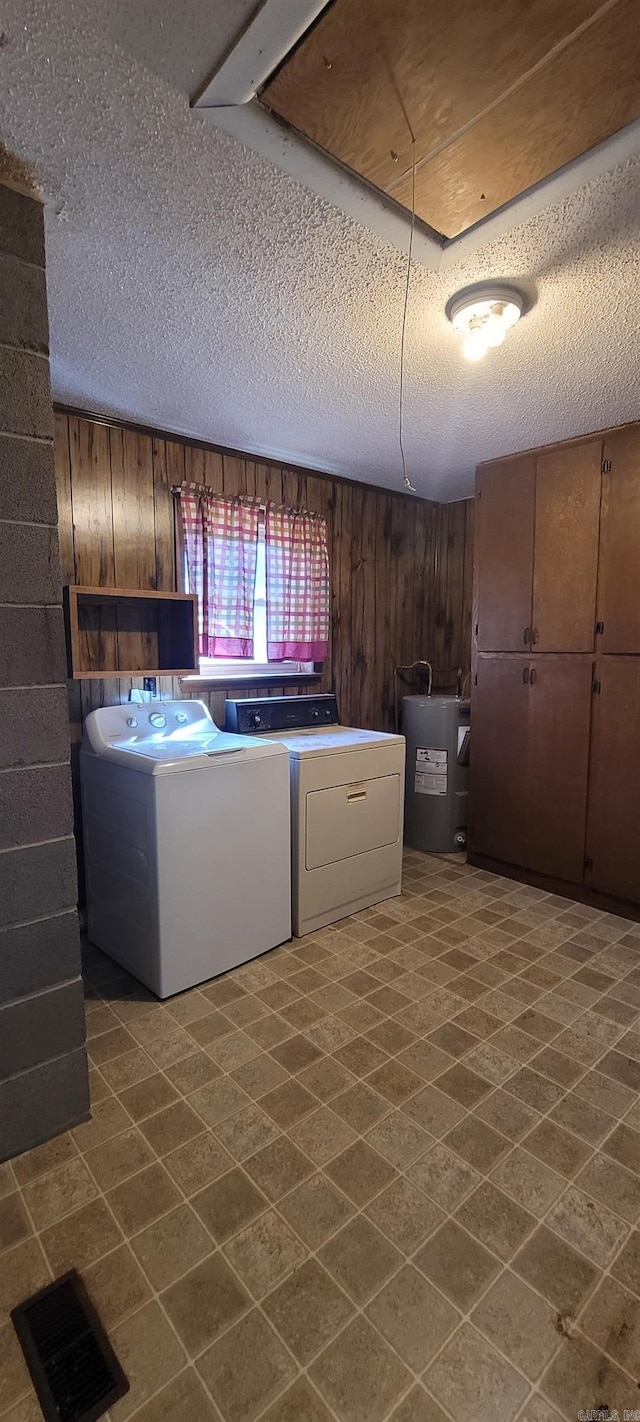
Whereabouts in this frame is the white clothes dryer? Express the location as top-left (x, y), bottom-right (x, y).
top-left (225, 695), bottom-right (405, 936)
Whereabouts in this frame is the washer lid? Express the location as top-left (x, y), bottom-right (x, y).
top-left (81, 699), bottom-right (289, 774)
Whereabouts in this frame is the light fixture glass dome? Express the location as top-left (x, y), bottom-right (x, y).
top-left (445, 283), bottom-right (525, 360)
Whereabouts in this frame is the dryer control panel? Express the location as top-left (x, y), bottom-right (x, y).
top-left (225, 693), bottom-right (339, 735)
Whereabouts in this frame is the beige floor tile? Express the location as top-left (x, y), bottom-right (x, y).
top-left (11, 1133), bottom-right (78, 1186)
top-left (188, 1077), bottom-right (249, 1127)
top-left (319, 1216), bottom-right (402, 1304)
top-left (506, 1069), bottom-right (563, 1114)
top-left (408, 1142), bottom-right (480, 1212)
top-left (131, 1204), bottom-right (213, 1289)
top-left (206, 1030), bottom-right (264, 1071)
top-left (108, 1300), bottom-right (187, 1420)
top-left (425, 1325), bottom-right (529, 1422)
top-left (289, 1107), bottom-right (357, 1165)
top-left (548, 1091), bottom-right (614, 1145)
top-left (456, 1181), bottom-right (535, 1261)
top-left (603, 1122), bottom-right (640, 1175)
top-left (524, 1119), bottom-right (591, 1178)
top-left (223, 1208), bottom-right (306, 1297)
top-left (365, 1177), bottom-right (444, 1254)
top-left (82, 1242), bottom-right (152, 1327)
top-left (0, 1194), bottom-right (31, 1253)
top-left (415, 1220), bottom-right (500, 1310)
top-left (366, 1059), bottom-right (423, 1106)
top-left (541, 1333), bottom-right (639, 1418)
top-left (513, 1224), bottom-right (598, 1314)
top-left (100, 1048), bottom-right (156, 1092)
top-left (259, 1376), bottom-right (334, 1421)
top-left (127, 1367), bottom-right (219, 1421)
top-left (139, 1100), bottom-right (204, 1156)
top-left (390, 1385), bottom-right (450, 1422)
top-left (333, 1036), bottom-right (388, 1076)
top-left (599, 1050), bottom-right (640, 1092)
top-left (546, 1184), bottom-right (629, 1266)
top-left (582, 1275), bottom-right (640, 1376)
top-left (118, 1074), bottom-right (179, 1122)
top-left (472, 1271), bottom-right (560, 1379)
top-left (331, 1081), bottom-right (391, 1133)
top-left (88, 1024), bottom-right (136, 1065)
top-left (611, 1228), bottom-right (640, 1294)
top-left (309, 1315), bottom-right (412, 1422)
top-left (278, 1173), bottom-right (355, 1250)
top-left (270, 1034), bottom-right (322, 1073)
top-left (164, 1051), bottom-right (221, 1094)
top-left (197, 1307), bottom-right (297, 1422)
top-left (72, 1095), bottom-right (130, 1151)
top-left (366, 1264), bottom-right (459, 1371)
top-left (0, 1319), bottom-right (32, 1414)
top-left (491, 1148), bottom-right (566, 1216)
top-left (163, 1132), bottom-right (232, 1195)
top-left (162, 1251), bottom-right (250, 1356)
top-left (261, 1078), bottom-right (318, 1129)
top-left (0, 1237), bottom-right (51, 1319)
top-left (324, 1139), bottom-right (397, 1207)
top-left (40, 1196), bottom-right (122, 1275)
top-left (401, 1084), bottom-right (466, 1137)
top-left (511, 1392), bottom-right (564, 1422)
top-left (230, 1052), bottom-right (289, 1099)
top-left (296, 1055), bottom-right (355, 1103)
top-left (107, 1162), bottom-right (182, 1235)
top-left (444, 1115), bottom-right (511, 1173)
top-left (192, 1167), bottom-right (267, 1243)
top-left (212, 1103), bottom-right (280, 1161)
top-left (474, 1088), bottom-right (540, 1142)
top-left (22, 1156), bottom-right (96, 1230)
top-left (85, 1126), bottom-right (154, 1191)
top-left (263, 1257), bottom-right (353, 1363)
top-left (365, 1111), bottom-right (432, 1170)
top-left (574, 1069), bottom-right (635, 1118)
top-left (576, 1151), bottom-right (640, 1222)
top-left (243, 1135), bottom-right (314, 1200)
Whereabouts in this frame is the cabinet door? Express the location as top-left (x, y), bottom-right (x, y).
top-left (525, 659), bottom-right (593, 883)
top-left (470, 656), bottom-right (529, 866)
top-left (587, 658), bottom-right (640, 903)
top-left (599, 426), bottom-right (640, 653)
top-left (532, 442), bottom-right (602, 652)
top-left (475, 457), bottom-right (535, 652)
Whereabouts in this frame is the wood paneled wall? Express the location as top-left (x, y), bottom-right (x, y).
top-left (54, 410), bottom-right (473, 884)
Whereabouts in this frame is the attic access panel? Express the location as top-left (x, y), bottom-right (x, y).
top-left (262, 0), bottom-right (640, 238)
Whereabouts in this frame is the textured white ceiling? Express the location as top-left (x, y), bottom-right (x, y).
top-left (1, 0), bottom-right (639, 500)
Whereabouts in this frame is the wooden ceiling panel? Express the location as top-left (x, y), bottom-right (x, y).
top-left (264, 0), bottom-right (608, 196)
top-left (262, 0), bottom-right (640, 237)
top-left (391, 0), bottom-right (640, 235)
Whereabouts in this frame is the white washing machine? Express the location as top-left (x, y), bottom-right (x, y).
top-left (81, 700), bottom-right (291, 997)
top-left (225, 695), bottom-right (405, 936)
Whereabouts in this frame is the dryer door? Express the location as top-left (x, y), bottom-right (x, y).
top-left (305, 774), bottom-right (401, 869)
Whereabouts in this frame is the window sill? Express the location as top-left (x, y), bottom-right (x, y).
top-left (180, 671), bottom-right (323, 691)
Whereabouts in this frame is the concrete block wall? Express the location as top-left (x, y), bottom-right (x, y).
top-left (0, 183), bottom-right (89, 1162)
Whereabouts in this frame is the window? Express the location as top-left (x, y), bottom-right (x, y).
top-left (184, 519), bottom-right (313, 679)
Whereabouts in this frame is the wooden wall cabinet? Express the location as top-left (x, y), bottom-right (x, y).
top-left (470, 655), bottom-right (592, 883)
top-left (471, 421), bottom-right (640, 910)
top-left (475, 440), bottom-right (602, 655)
top-left (598, 426), bottom-right (640, 654)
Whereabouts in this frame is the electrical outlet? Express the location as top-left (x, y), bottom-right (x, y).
top-left (143, 677), bottom-right (157, 696)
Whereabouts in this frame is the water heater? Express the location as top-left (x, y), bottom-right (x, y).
top-left (401, 695), bottom-right (470, 853)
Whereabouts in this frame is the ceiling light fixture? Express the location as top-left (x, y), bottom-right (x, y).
top-left (445, 283), bottom-right (525, 361)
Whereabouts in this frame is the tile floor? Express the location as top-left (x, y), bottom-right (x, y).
top-left (2, 852), bottom-right (640, 1421)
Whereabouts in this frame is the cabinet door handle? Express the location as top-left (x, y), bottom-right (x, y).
top-left (523, 627), bottom-right (530, 645)
top-left (530, 667), bottom-right (537, 685)
top-left (523, 667), bottom-right (530, 684)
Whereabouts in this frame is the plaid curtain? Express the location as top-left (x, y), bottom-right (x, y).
top-left (179, 486), bottom-right (260, 657)
top-left (265, 503), bottom-right (330, 661)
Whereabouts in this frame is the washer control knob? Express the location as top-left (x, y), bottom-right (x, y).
top-left (175, 712), bottom-right (188, 723)
top-left (126, 716), bottom-right (138, 728)
top-left (149, 712), bottom-right (166, 728)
